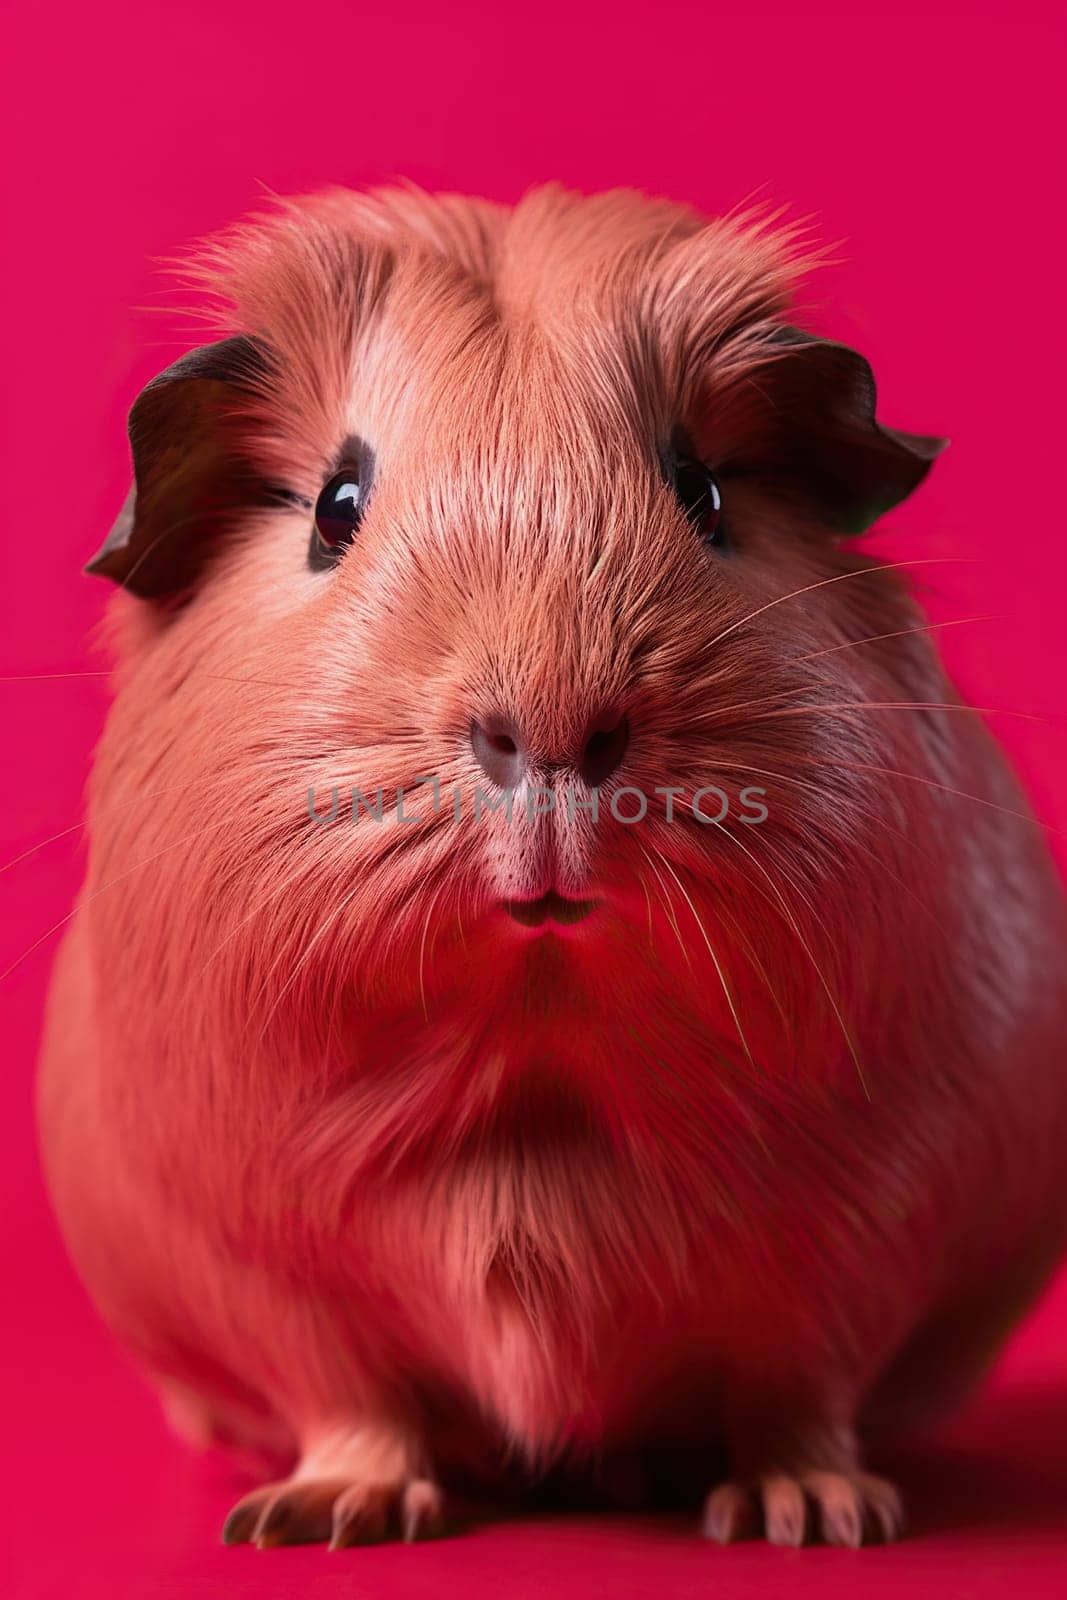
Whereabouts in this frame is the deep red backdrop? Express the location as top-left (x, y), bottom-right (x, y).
top-left (3, 2), bottom-right (1065, 1595)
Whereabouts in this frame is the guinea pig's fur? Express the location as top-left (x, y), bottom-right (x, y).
top-left (39, 184), bottom-right (1067, 1548)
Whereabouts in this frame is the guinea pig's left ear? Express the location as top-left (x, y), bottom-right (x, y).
top-left (761, 328), bottom-right (948, 533)
top-left (86, 336), bottom-right (274, 597)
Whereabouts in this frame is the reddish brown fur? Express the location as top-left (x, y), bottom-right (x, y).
top-left (39, 185), bottom-right (1067, 1548)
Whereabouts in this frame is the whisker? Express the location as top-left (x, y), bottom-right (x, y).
top-left (688, 681), bottom-right (1048, 734)
top-left (722, 754), bottom-right (928, 858)
top-left (637, 870), bottom-right (656, 951)
top-left (252, 878), bottom-right (365, 1048)
top-left (686, 674), bottom-right (1044, 741)
top-left (711, 897), bottom-right (791, 1042)
top-left (417, 876), bottom-right (447, 1022)
top-left (0, 668), bottom-right (306, 693)
top-left (0, 670), bottom-right (112, 682)
top-left (793, 613), bottom-right (1003, 663)
top-left (782, 752), bottom-right (1062, 836)
top-left (0, 777), bottom-right (239, 878)
top-left (636, 842), bottom-right (693, 972)
top-left (704, 557), bottom-right (973, 656)
top-left (709, 819), bottom-right (869, 1099)
top-left (0, 815), bottom-right (235, 983)
top-left (701, 758), bottom-right (948, 930)
top-left (627, 869), bottom-right (754, 1123)
top-left (650, 844), bottom-right (755, 1067)
top-left (193, 841), bottom-right (321, 983)
top-left (689, 682), bottom-right (826, 726)
top-left (747, 700), bottom-right (1049, 724)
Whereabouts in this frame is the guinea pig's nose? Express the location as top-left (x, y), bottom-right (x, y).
top-left (471, 710), bottom-right (631, 790)
top-left (577, 711), bottom-right (630, 788)
top-left (471, 718), bottom-right (527, 788)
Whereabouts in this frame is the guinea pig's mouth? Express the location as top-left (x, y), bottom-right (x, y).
top-left (503, 891), bottom-right (601, 929)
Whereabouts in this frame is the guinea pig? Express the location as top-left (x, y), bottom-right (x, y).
top-left (38, 183), bottom-right (1067, 1550)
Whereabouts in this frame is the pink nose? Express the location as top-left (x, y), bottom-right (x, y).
top-left (470, 712), bottom-right (630, 789)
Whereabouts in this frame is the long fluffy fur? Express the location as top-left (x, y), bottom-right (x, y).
top-left (39, 185), bottom-right (1067, 1541)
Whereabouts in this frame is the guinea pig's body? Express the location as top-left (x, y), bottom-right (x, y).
top-left (39, 185), bottom-right (1067, 1548)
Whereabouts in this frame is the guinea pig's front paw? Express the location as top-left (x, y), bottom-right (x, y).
top-left (222, 1473), bottom-right (446, 1549)
top-left (702, 1468), bottom-right (902, 1547)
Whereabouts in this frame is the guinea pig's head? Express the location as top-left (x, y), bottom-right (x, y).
top-left (87, 186), bottom-right (946, 1083)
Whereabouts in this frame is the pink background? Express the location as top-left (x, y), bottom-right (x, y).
top-left (3, 1), bottom-right (1065, 1594)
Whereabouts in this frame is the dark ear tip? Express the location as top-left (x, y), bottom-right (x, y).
top-left (889, 429), bottom-right (951, 462)
top-left (85, 484), bottom-right (137, 585)
top-left (85, 338), bottom-right (273, 599)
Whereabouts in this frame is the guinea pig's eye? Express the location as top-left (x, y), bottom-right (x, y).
top-left (311, 469), bottom-right (365, 566)
top-left (674, 458), bottom-right (727, 548)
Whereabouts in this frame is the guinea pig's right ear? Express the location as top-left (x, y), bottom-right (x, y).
top-left (87, 336), bottom-right (275, 598)
top-left (758, 328), bottom-right (949, 534)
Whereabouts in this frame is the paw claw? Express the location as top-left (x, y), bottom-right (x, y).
top-left (402, 1478), bottom-right (445, 1542)
top-left (221, 1495), bottom-right (263, 1546)
top-left (861, 1475), bottom-right (904, 1544)
top-left (804, 1470), bottom-right (862, 1547)
top-left (763, 1474), bottom-right (808, 1547)
top-left (329, 1483), bottom-right (394, 1548)
top-left (224, 1473), bottom-right (446, 1549)
top-left (702, 1467), bottom-right (902, 1548)
top-left (254, 1481), bottom-right (340, 1547)
top-left (702, 1482), bottom-right (757, 1544)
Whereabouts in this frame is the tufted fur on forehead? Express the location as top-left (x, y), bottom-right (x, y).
top-left (178, 182), bottom-right (816, 473)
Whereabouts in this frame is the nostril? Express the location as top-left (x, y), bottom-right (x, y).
top-left (579, 713), bottom-right (630, 788)
top-left (471, 719), bottom-right (526, 789)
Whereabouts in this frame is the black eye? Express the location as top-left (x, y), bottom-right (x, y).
top-left (311, 469), bottom-right (365, 565)
top-left (674, 458), bottom-right (727, 548)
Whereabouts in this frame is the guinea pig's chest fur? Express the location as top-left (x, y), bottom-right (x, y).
top-left (252, 997), bottom-right (925, 1460)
